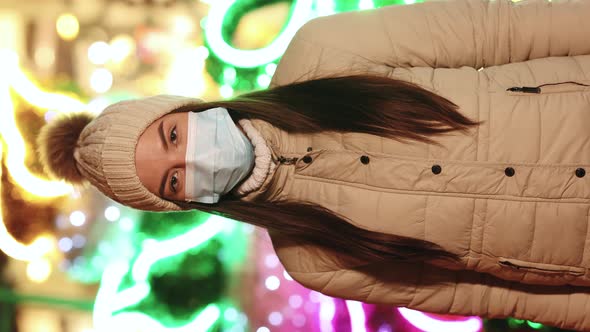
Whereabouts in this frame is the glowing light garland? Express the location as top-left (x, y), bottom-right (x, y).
top-left (318, 294), bottom-right (335, 332)
top-left (345, 301), bottom-right (366, 332)
top-left (0, 144), bottom-right (52, 261)
top-left (94, 216), bottom-right (233, 331)
top-left (0, 50), bottom-right (89, 197)
top-left (397, 307), bottom-right (483, 332)
top-left (205, 0), bottom-right (314, 68)
top-left (132, 217), bottom-right (233, 282)
top-left (0, 49), bottom-right (89, 262)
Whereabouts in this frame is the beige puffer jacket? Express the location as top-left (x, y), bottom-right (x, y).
top-left (239, 0), bottom-right (590, 330)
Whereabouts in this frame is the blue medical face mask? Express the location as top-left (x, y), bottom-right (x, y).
top-left (184, 107), bottom-right (255, 204)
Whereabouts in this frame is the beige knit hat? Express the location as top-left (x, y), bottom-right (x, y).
top-left (37, 95), bottom-right (205, 212)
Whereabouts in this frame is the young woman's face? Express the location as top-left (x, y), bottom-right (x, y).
top-left (135, 112), bottom-right (189, 201)
top-left (135, 110), bottom-right (248, 202)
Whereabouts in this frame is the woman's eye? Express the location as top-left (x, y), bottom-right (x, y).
top-left (170, 172), bottom-right (178, 193)
top-left (170, 126), bottom-right (177, 144)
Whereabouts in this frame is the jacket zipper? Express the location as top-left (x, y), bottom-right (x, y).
top-left (498, 258), bottom-right (586, 275)
top-left (499, 260), bottom-right (521, 269)
top-left (506, 81), bottom-right (590, 94)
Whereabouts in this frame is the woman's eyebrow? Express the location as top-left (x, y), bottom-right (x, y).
top-left (158, 120), bottom-right (168, 151)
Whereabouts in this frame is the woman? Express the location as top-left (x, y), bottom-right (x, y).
top-left (37, 0), bottom-right (590, 330)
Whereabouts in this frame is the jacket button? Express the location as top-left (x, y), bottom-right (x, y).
top-left (576, 168), bottom-right (586, 178)
top-left (302, 155), bottom-right (313, 163)
top-left (431, 164), bottom-right (441, 174)
top-left (360, 155), bottom-right (370, 164)
top-left (307, 147), bottom-right (313, 152)
top-left (505, 167), bottom-right (515, 177)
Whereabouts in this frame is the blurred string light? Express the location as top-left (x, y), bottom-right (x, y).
top-left (0, 144), bottom-right (55, 261)
top-left (204, 0), bottom-right (314, 68)
top-left (56, 13), bottom-right (79, 41)
top-left (94, 216), bottom-right (234, 330)
top-left (397, 308), bottom-right (482, 332)
top-left (132, 216), bottom-right (233, 282)
top-left (0, 50), bottom-right (79, 198)
top-left (346, 301), bottom-right (366, 332)
top-left (0, 48), bottom-right (103, 262)
top-left (318, 294), bottom-right (336, 332)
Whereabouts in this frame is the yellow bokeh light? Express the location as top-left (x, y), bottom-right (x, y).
top-left (110, 34), bottom-right (135, 63)
top-left (56, 13), bottom-right (79, 41)
top-left (26, 257), bottom-right (52, 283)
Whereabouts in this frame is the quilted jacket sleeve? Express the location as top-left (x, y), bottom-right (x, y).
top-left (270, 0), bottom-right (590, 88)
top-left (270, 234), bottom-right (590, 332)
top-left (291, 261), bottom-right (590, 332)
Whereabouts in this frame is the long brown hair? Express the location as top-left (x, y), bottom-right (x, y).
top-left (173, 74), bottom-right (484, 265)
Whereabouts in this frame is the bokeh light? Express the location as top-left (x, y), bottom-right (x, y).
top-left (56, 13), bottom-right (79, 41)
top-left (173, 15), bottom-right (194, 36)
top-left (70, 211), bottom-right (86, 227)
top-left (88, 41), bottom-right (111, 65)
top-left (268, 312), bottom-right (283, 326)
top-left (26, 257), bottom-right (52, 283)
top-left (90, 68), bottom-right (114, 93)
top-left (104, 206), bottom-right (121, 222)
top-left (264, 275), bottom-right (280, 291)
top-left (219, 85), bottom-right (233, 98)
top-left (72, 234), bottom-right (87, 248)
top-left (58, 237), bottom-right (73, 252)
top-left (110, 34), bottom-right (135, 62)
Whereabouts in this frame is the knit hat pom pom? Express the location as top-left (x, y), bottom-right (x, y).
top-left (37, 112), bottom-right (95, 184)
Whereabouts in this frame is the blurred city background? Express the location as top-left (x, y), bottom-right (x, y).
top-left (0, 0), bottom-right (568, 331)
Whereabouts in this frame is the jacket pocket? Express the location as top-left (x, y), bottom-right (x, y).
top-left (505, 81), bottom-right (590, 95)
top-left (498, 257), bottom-right (586, 276)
